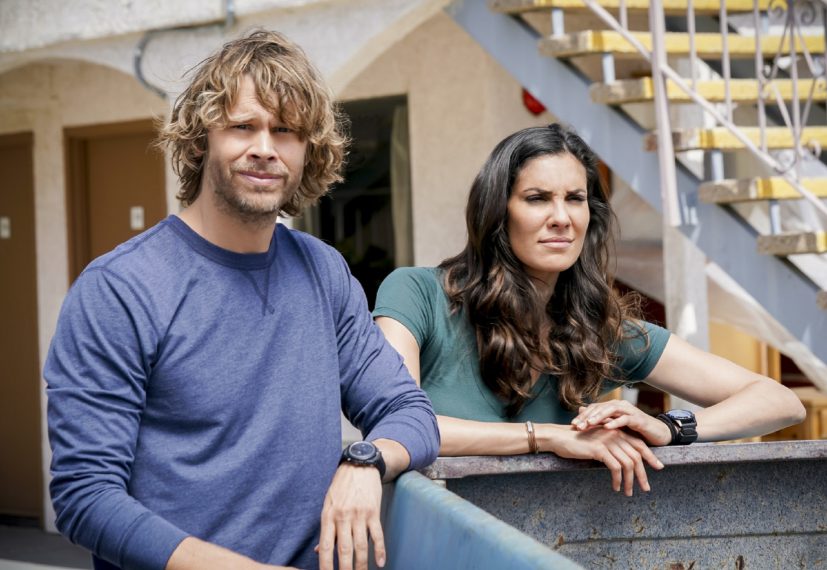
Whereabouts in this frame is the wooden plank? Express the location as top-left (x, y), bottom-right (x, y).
top-left (699, 177), bottom-right (827, 203)
top-left (757, 231), bottom-right (827, 255)
top-left (491, 0), bottom-right (770, 15)
top-left (818, 291), bottom-right (827, 310)
top-left (791, 387), bottom-right (827, 438)
top-left (540, 31), bottom-right (826, 59)
top-left (590, 78), bottom-right (827, 104)
top-left (644, 127), bottom-right (827, 151)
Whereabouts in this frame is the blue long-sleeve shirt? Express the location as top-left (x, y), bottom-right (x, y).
top-left (45, 215), bottom-right (439, 570)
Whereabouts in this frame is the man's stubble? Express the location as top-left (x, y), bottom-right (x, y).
top-left (207, 157), bottom-right (302, 228)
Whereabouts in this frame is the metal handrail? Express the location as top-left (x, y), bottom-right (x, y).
top-left (580, 0), bottom-right (827, 225)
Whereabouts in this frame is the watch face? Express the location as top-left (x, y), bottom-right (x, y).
top-left (668, 410), bottom-right (695, 421)
top-left (348, 441), bottom-right (377, 461)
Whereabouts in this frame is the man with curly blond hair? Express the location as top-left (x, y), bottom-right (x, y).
top-left (45, 30), bottom-right (438, 570)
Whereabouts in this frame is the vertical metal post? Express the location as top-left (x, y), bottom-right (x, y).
top-left (707, 149), bottom-right (725, 181)
top-left (775, 0), bottom-right (804, 235)
top-left (551, 8), bottom-right (565, 37)
top-left (720, 3), bottom-right (733, 122)
top-left (688, 0), bottom-right (698, 90)
top-left (648, 0), bottom-right (680, 226)
top-left (769, 200), bottom-right (782, 234)
top-left (752, 0), bottom-right (780, 233)
top-left (754, 0), bottom-right (767, 154)
top-left (789, 0), bottom-right (802, 180)
top-left (650, 0), bottom-right (710, 367)
top-left (619, 0), bottom-right (628, 30)
top-left (601, 53), bottom-right (616, 82)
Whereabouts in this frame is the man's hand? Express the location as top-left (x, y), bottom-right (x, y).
top-left (318, 463), bottom-right (385, 570)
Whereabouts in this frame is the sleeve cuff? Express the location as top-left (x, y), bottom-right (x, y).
top-left (117, 512), bottom-right (189, 570)
top-left (367, 415), bottom-right (440, 472)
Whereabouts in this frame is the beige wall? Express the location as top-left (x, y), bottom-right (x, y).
top-left (341, 12), bottom-right (554, 266)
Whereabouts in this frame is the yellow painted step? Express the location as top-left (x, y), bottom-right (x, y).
top-left (540, 31), bottom-right (825, 59)
top-left (491, 0), bottom-right (770, 14)
top-left (818, 291), bottom-right (827, 310)
top-left (645, 127), bottom-right (827, 152)
top-left (757, 231), bottom-right (827, 255)
top-left (699, 178), bottom-right (827, 203)
top-left (591, 78), bottom-right (827, 104)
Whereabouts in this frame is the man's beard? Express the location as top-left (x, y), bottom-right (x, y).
top-left (207, 159), bottom-right (299, 227)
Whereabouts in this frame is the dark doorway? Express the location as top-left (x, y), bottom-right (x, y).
top-left (296, 96), bottom-right (412, 308)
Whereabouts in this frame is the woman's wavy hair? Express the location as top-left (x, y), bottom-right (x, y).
top-left (440, 123), bottom-right (641, 416)
top-left (157, 29), bottom-right (347, 215)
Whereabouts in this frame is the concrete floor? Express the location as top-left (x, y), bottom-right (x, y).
top-left (0, 526), bottom-right (90, 570)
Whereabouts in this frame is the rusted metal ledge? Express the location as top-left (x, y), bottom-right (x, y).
top-left (422, 440), bottom-right (827, 480)
top-left (417, 441), bottom-right (827, 568)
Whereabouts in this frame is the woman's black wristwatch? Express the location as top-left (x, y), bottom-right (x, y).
top-left (656, 409), bottom-right (698, 445)
top-left (340, 441), bottom-right (386, 478)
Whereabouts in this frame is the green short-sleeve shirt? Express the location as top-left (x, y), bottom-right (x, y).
top-left (373, 267), bottom-right (671, 424)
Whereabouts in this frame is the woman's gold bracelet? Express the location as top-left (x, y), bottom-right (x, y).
top-left (525, 420), bottom-right (539, 454)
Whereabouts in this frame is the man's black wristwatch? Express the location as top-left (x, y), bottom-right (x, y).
top-left (340, 441), bottom-right (386, 478)
top-left (656, 409), bottom-right (698, 445)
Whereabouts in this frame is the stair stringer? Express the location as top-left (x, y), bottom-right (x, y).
top-left (446, 0), bottom-right (827, 368)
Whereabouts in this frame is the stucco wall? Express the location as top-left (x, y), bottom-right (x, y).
top-left (0, 0), bottom-right (449, 98)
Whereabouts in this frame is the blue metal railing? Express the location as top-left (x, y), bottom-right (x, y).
top-left (380, 471), bottom-right (582, 569)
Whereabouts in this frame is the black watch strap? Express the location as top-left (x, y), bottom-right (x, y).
top-left (656, 410), bottom-right (698, 445)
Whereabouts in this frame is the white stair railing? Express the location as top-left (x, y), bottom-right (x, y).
top-left (577, 0), bottom-right (827, 228)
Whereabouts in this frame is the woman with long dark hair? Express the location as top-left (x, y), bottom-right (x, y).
top-left (373, 123), bottom-right (804, 495)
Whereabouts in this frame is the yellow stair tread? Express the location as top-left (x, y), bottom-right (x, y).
top-left (792, 386), bottom-right (827, 403)
top-left (699, 177), bottom-right (827, 203)
top-left (540, 31), bottom-right (826, 58)
top-left (591, 78), bottom-right (827, 104)
top-left (491, 0), bottom-right (770, 14)
top-left (645, 127), bottom-right (827, 151)
top-left (757, 231), bottom-right (827, 255)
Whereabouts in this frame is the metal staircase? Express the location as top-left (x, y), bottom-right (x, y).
top-left (447, 0), bottom-right (827, 373)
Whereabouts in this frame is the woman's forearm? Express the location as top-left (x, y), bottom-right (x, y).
top-left (644, 334), bottom-right (806, 442)
top-left (437, 415), bottom-right (557, 456)
top-left (694, 379), bottom-right (805, 442)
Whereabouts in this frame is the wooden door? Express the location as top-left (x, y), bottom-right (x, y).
top-left (0, 132), bottom-right (42, 523)
top-left (66, 120), bottom-right (166, 280)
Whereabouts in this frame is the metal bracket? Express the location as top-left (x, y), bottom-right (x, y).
top-left (133, 0), bottom-right (236, 100)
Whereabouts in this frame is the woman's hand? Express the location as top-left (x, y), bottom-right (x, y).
top-left (539, 424), bottom-right (664, 496)
top-left (571, 399), bottom-right (673, 447)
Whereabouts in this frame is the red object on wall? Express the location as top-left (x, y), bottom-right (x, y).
top-left (522, 89), bottom-right (546, 115)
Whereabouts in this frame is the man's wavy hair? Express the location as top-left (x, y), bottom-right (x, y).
top-left (440, 124), bottom-right (642, 417)
top-left (157, 29), bottom-right (347, 215)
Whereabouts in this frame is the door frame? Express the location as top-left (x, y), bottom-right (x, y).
top-left (64, 119), bottom-right (158, 281)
